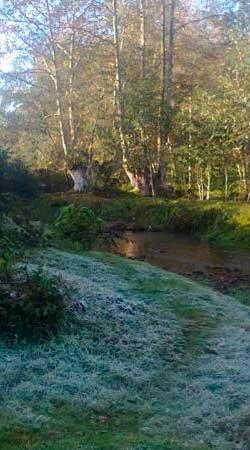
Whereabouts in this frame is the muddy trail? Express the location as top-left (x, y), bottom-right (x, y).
top-left (100, 231), bottom-right (250, 296)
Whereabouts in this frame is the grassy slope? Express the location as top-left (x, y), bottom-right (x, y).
top-left (1, 250), bottom-right (250, 449)
top-left (32, 193), bottom-right (250, 249)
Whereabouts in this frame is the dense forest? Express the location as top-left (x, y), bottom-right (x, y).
top-left (0, 0), bottom-right (249, 199)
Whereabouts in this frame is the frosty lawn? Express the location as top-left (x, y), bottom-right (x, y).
top-left (1, 249), bottom-right (250, 449)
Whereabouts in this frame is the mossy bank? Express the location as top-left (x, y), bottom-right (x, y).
top-left (32, 193), bottom-right (250, 250)
top-left (1, 249), bottom-right (250, 449)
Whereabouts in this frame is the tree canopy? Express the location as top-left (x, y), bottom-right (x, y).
top-left (0, 0), bottom-right (249, 198)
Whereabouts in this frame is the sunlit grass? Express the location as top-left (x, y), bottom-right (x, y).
top-left (29, 194), bottom-right (250, 249)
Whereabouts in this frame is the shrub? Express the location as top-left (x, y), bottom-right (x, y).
top-left (165, 204), bottom-right (195, 233)
top-left (0, 213), bottom-right (23, 278)
top-left (0, 270), bottom-right (66, 342)
top-left (0, 148), bottom-right (38, 197)
top-left (54, 204), bottom-right (105, 248)
top-left (0, 213), bottom-right (44, 271)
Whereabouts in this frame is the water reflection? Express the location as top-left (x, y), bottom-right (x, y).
top-left (106, 232), bottom-right (250, 276)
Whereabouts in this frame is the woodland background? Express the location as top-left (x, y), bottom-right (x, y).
top-left (0, 0), bottom-right (249, 199)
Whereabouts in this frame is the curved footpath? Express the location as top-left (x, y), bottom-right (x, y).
top-left (1, 249), bottom-right (250, 449)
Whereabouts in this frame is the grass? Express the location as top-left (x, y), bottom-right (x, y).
top-left (90, 252), bottom-right (221, 355)
top-left (1, 249), bottom-right (250, 448)
top-left (227, 287), bottom-right (250, 306)
top-left (0, 407), bottom-right (195, 450)
top-left (1, 193), bottom-right (250, 448)
top-left (29, 193), bottom-right (250, 250)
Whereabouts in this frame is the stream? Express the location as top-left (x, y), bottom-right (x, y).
top-left (102, 231), bottom-right (250, 294)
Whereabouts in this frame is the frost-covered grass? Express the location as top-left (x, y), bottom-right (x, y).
top-left (1, 249), bottom-right (250, 449)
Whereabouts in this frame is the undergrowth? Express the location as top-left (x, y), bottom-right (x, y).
top-left (31, 194), bottom-right (250, 250)
top-left (0, 269), bottom-right (66, 342)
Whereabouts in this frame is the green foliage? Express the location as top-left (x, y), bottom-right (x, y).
top-left (0, 270), bottom-right (65, 342)
top-left (0, 211), bottom-right (45, 279)
top-left (164, 204), bottom-right (229, 234)
top-left (54, 204), bottom-right (105, 248)
top-left (37, 193), bottom-right (250, 249)
top-left (0, 213), bottom-right (24, 278)
top-left (0, 3), bottom-right (250, 199)
top-left (0, 148), bottom-right (38, 197)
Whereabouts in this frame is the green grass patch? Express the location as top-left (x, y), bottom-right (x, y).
top-left (227, 287), bottom-right (250, 306)
top-left (0, 407), bottom-right (195, 450)
top-left (87, 252), bottom-right (222, 354)
top-left (172, 302), bottom-right (218, 351)
top-left (30, 194), bottom-right (250, 250)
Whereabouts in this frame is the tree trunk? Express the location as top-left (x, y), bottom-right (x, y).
top-left (140, 0), bottom-right (146, 79)
top-left (158, 0), bottom-right (176, 188)
top-left (67, 168), bottom-right (88, 192)
top-left (112, 0), bottom-right (149, 195)
top-left (240, 149), bottom-right (249, 198)
top-left (125, 168), bottom-right (152, 195)
top-left (206, 166), bottom-right (211, 201)
top-left (197, 166), bottom-right (204, 200)
top-left (139, 0), bottom-right (155, 196)
top-left (188, 94), bottom-right (192, 191)
top-left (45, 0), bottom-right (69, 159)
top-left (224, 166), bottom-right (228, 200)
top-left (68, 29), bottom-right (77, 149)
top-left (112, 0), bottom-right (127, 168)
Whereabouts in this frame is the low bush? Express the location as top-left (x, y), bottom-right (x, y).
top-left (0, 212), bottom-right (44, 270)
top-left (0, 270), bottom-right (66, 342)
top-left (0, 213), bottom-right (23, 277)
top-left (54, 204), bottom-right (105, 248)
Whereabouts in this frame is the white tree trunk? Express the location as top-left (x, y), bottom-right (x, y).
top-left (224, 167), bottom-right (228, 200)
top-left (158, 0), bottom-right (176, 186)
top-left (68, 169), bottom-right (88, 192)
top-left (206, 166), bottom-right (211, 201)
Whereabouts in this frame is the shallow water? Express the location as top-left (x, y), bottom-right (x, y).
top-left (103, 232), bottom-right (250, 290)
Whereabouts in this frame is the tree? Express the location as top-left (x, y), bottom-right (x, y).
top-left (0, 0), bottom-right (249, 199)
top-left (158, 0), bottom-right (176, 188)
top-left (0, 0), bottom-right (102, 190)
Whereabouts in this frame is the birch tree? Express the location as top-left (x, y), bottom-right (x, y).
top-left (0, 0), bottom-right (99, 190)
top-left (158, 0), bottom-right (176, 188)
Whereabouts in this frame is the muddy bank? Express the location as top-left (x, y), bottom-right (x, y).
top-left (100, 231), bottom-right (250, 296)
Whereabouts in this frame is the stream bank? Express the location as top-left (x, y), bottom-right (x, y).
top-left (2, 249), bottom-right (250, 449)
top-left (32, 194), bottom-right (250, 250)
top-left (99, 231), bottom-right (250, 300)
